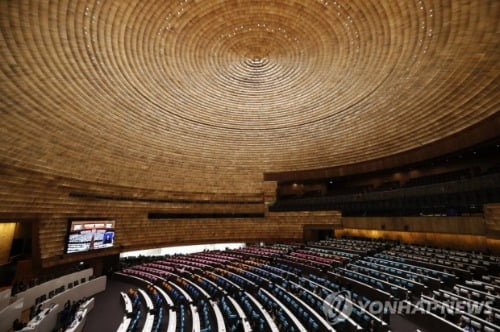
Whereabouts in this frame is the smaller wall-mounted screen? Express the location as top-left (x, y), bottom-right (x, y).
top-left (66, 220), bottom-right (115, 254)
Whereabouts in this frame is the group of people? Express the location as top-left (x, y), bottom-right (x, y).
top-left (12, 318), bottom-right (27, 331)
top-left (10, 263), bottom-right (91, 296)
top-left (11, 279), bottom-right (38, 296)
top-left (58, 298), bottom-right (87, 331)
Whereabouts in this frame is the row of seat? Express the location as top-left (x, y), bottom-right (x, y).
top-left (348, 262), bottom-right (425, 294)
top-left (336, 268), bottom-right (407, 300)
top-left (290, 251), bottom-right (339, 266)
top-left (151, 307), bottom-right (163, 332)
top-left (371, 254), bottom-right (456, 284)
top-left (255, 289), bottom-right (300, 332)
top-left (219, 296), bottom-right (239, 326)
top-left (177, 304), bottom-right (188, 332)
top-left (125, 261), bottom-right (280, 331)
top-left (198, 299), bottom-right (213, 332)
top-left (296, 248), bottom-right (349, 262)
top-left (303, 245), bottom-right (360, 260)
top-left (233, 259), bottom-right (370, 331)
top-left (432, 289), bottom-right (500, 325)
top-left (321, 238), bottom-right (390, 250)
top-left (453, 284), bottom-right (500, 307)
top-left (393, 245), bottom-right (497, 273)
top-left (127, 310), bottom-right (141, 332)
top-left (118, 238), bottom-right (499, 332)
top-left (397, 244), bottom-right (499, 262)
top-left (121, 269), bottom-right (231, 332)
top-left (483, 275), bottom-right (500, 286)
top-left (420, 295), bottom-right (499, 332)
top-left (306, 274), bottom-right (387, 331)
top-left (465, 280), bottom-right (500, 296)
top-left (234, 247), bottom-right (287, 258)
top-left (269, 286), bottom-right (321, 331)
top-left (382, 250), bottom-right (472, 279)
top-left (358, 258), bottom-right (441, 288)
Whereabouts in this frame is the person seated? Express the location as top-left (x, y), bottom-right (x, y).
top-left (458, 316), bottom-right (476, 332)
top-left (12, 319), bottom-right (25, 331)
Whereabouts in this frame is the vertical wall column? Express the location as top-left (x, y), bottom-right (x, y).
top-left (484, 203), bottom-right (500, 255)
top-left (0, 223), bottom-right (16, 265)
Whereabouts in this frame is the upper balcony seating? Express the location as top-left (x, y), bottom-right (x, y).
top-left (271, 172), bottom-right (500, 216)
top-left (403, 169), bottom-right (473, 188)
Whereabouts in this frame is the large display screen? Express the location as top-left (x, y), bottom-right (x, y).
top-left (66, 219), bottom-right (115, 254)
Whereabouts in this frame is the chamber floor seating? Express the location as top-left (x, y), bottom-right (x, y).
top-left (116, 239), bottom-right (499, 332)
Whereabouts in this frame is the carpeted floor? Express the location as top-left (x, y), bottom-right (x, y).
top-left (83, 279), bottom-right (136, 332)
top-left (390, 314), bottom-right (431, 332)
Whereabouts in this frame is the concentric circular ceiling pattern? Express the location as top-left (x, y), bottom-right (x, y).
top-left (0, 0), bottom-right (498, 193)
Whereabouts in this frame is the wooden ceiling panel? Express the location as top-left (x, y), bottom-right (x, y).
top-left (1, 0), bottom-right (498, 193)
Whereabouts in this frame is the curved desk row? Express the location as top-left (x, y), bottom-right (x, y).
top-left (22, 304), bottom-right (59, 332)
top-left (120, 292), bottom-right (133, 314)
top-left (65, 298), bottom-right (95, 332)
top-left (16, 269), bottom-right (94, 311)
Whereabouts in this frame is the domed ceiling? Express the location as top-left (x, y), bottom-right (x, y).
top-left (0, 0), bottom-right (498, 193)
